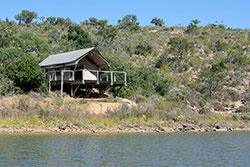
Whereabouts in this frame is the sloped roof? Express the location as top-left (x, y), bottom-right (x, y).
top-left (39, 47), bottom-right (109, 68)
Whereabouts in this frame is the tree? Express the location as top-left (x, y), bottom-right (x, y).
top-left (214, 40), bottom-right (228, 52)
top-left (196, 62), bottom-right (228, 98)
top-left (55, 17), bottom-right (72, 26)
top-left (118, 14), bottom-right (140, 31)
top-left (15, 10), bottom-right (37, 24)
top-left (14, 31), bottom-right (51, 55)
top-left (0, 22), bottom-right (16, 48)
top-left (185, 19), bottom-right (200, 34)
top-left (134, 42), bottom-right (153, 56)
top-left (168, 36), bottom-right (194, 60)
top-left (89, 17), bottom-right (97, 25)
top-left (0, 48), bottom-right (24, 67)
top-left (151, 17), bottom-right (165, 26)
top-left (97, 19), bottom-right (108, 28)
top-left (98, 26), bottom-right (118, 41)
top-left (46, 16), bottom-right (56, 24)
top-left (68, 25), bottom-right (93, 49)
top-left (7, 54), bottom-right (44, 93)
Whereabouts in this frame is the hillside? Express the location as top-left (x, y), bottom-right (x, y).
top-left (0, 13), bottom-right (250, 127)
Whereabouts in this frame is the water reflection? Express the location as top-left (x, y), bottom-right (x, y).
top-left (0, 132), bottom-right (249, 166)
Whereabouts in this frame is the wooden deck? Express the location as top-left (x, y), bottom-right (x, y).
top-left (47, 69), bottom-right (126, 97)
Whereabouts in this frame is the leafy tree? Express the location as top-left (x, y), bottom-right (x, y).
top-left (227, 46), bottom-right (250, 66)
top-left (97, 19), bottom-right (108, 28)
top-left (98, 26), bottom-right (118, 41)
top-left (0, 22), bottom-right (16, 48)
top-left (89, 17), bottom-right (98, 25)
top-left (0, 48), bottom-right (24, 67)
top-left (68, 25), bottom-right (93, 49)
top-left (14, 31), bottom-right (51, 55)
top-left (214, 40), bottom-right (228, 52)
top-left (196, 62), bottom-right (228, 98)
top-left (55, 17), bottom-right (72, 26)
top-left (0, 72), bottom-right (19, 96)
top-left (15, 10), bottom-right (38, 24)
top-left (118, 14), bottom-right (140, 31)
top-left (7, 54), bottom-right (45, 93)
top-left (151, 17), bottom-right (165, 26)
top-left (81, 20), bottom-right (89, 25)
top-left (185, 19), bottom-right (200, 34)
top-left (168, 36), bottom-right (194, 60)
top-left (134, 42), bottom-right (153, 56)
top-left (46, 16), bottom-right (56, 24)
top-left (192, 19), bottom-right (200, 25)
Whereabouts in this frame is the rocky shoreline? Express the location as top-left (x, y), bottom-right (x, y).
top-left (0, 122), bottom-right (249, 134)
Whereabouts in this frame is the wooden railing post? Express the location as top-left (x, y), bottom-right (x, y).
top-left (124, 72), bottom-right (127, 86)
top-left (82, 70), bottom-right (85, 84)
top-left (111, 72), bottom-right (113, 86)
top-left (97, 71), bottom-right (99, 85)
top-left (55, 71), bottom-right (57, 81)
top-left (72, 71), bottom-right (75, 81)
top-left (114, 73), bottom-right (116, 82)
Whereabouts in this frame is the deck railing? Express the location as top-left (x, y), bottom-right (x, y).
top-left (47, 69), bottom-right (127, 86)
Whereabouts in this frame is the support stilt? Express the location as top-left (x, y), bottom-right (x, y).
top-left (48, 74), bottom-right (51, 93)
top-left (70, 84), bottom-right (73, 97)
top-left (61, 70), bottom-right (64, 98)
top-left (114, 85), bottom-right (123, 97)
top-left (73, 84), bottom-right (81, 97)
top-left (99, 84), bottom-right (110, 97)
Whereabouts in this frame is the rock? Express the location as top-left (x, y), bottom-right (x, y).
top-left (157, 126), bottom-right (165, 132)
top-left (118, 125), bottom-right (123, 130)
top-left (215, 125), bottom-right (221, 129)
top-left (58, 125), bottom-right (66, 131)
top-left (181, 123), bottom-right (196, 132)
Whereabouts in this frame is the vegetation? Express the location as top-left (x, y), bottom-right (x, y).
top-left (15, 10), bottom-right (38, 24)
top-left (151, 17), bottom-right (165, 27)
top-left (0, 10), bottom-right (250, 125)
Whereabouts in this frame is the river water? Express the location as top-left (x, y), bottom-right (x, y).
top-left (0, 132), bottom-right (249, 166)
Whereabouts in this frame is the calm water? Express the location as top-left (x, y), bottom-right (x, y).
top-left (0, 132), bottom-right (249, 166)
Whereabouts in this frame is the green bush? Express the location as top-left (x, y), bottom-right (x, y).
top-left (236, 105), bottom-right (250, 113)
top-left (68, 25), bottom-right (93, 49)
top-left (134, 42), bottom-right (153, 56)
top-left (7, 54), bottom-right (45, 93)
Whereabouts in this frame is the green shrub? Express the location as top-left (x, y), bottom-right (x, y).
top-left (241, 112), bottom-right (250, 120)
top-left (68, 25), bottom-right (93, 49)
top-left (7, 54), bottom-right (45, 93)
top-left (236, 105), bottom-right (250, 113)
top-left (134, 42), bottom-right (153, 56)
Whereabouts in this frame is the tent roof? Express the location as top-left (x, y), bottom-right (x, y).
top-left (39, 47), bottom-right (109, 68)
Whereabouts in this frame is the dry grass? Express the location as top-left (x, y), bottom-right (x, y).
top-left (0, 93), bottom-right (245, 129)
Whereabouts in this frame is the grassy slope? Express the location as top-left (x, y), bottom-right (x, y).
top-left (0, 21), bottom-right (250, 129)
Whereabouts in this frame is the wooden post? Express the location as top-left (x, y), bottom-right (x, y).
top-left (124, 72), bottom-right (127, 86)
top-left (114, 85), bottom-right (123, 97)
top-left (82, 70), bottom-right (85, 84)
top-left (55, 70), bottom-right (57, 81)
top-left (114, 73), bottom-right (116, 82)
top-left (61, 70), bottom-right (64, 98)
top-left (71, 85), bottom-right (73, 97)
top-left (48, 73), bottom-right (51, 93)
top-left (97, 71), bottom-right (99, 85)
top-left (111, 72), bottom-right (113, 86)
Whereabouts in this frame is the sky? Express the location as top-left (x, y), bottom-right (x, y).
top-left (0, 0), bottom-right (249, 29)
